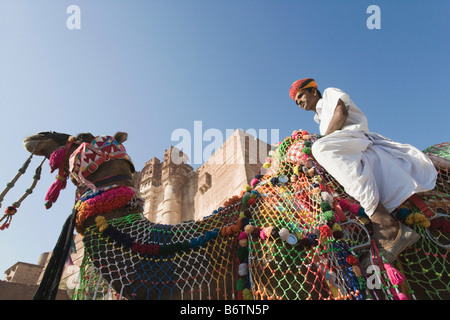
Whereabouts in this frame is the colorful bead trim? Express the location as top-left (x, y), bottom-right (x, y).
top-left (95, 215), bottom-right (219, 257)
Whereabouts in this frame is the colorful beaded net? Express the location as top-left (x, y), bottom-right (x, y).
top-left (70, 133), bottom-right (449, 300)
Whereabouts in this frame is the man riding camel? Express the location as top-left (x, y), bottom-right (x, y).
top-left (289, 78), bottom-right (437, 262)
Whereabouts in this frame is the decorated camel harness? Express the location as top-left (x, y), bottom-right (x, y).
top-left (2, 130), bottom-right (448, 300)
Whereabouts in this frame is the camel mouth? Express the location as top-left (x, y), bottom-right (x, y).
top-left (23, 131), bottom-right (71, 157)
top-left (23, 134), bottom-right (47, 155)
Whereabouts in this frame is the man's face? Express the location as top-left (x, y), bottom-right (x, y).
top-left (295, 89), bottom-right (318, 112)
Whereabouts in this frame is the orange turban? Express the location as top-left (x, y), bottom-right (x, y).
top-left (289, 78), bottom-right (318, 100)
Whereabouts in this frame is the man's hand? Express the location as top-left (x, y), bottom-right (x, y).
top-left (325, 99), bottom-right (349, 135)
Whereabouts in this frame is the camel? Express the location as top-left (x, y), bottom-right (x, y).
top-left (23, 131), bottom-right (449, 300)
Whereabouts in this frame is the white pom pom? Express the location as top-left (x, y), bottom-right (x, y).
top-left (321, 191), bottom-right (334, 204)
top-left (278, 228), bottom-right (290, 241)
top-left (238, 263), bottom-right (248, 276)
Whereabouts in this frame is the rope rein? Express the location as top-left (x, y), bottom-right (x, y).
top-left (0, 139), bottom-right (46, 230)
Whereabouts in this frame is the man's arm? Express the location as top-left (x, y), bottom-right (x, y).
top-left (325, 99), bottom-right (349, 135)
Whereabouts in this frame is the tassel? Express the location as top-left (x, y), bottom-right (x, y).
top-left (384, 263), bottom-right (405, 285)
top-left (0, 221), bottom-right (10, 230)
top-left (390, 287), bottom-right (408, 300)
top-left (44, 175), bottom-right (67, 209)
top-left (397, 293), bottom-right (408, 300)
top-left (49, 148), bottom-right (66, 173)
top-left (0, 206), bottom-right (17, 230)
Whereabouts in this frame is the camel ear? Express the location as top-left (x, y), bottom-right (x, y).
top-left (114, 132), bottom-right (128, 144)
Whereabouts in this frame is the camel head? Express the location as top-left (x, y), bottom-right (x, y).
top-left (23, 131), bottom-right (129, 158)
top-left (23, 131), bottom-right (73, 158)
top-left (23, 131), bottom-right (135, 209)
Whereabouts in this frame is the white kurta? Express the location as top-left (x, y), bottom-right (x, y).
top-left (311, 88), bottom-right (437, 216)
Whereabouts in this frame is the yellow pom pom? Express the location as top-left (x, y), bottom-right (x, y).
top-left (405, 212), bottom-right (430, 228)
top-left (95, 216), bottom-right (108, 230)
top-left (242, 288), bottom-right (253, 300)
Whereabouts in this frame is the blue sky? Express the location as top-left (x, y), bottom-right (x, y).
top-left (0, 1), bottom-right (448, 276)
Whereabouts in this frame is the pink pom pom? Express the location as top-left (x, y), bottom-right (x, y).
top-left (349, 204), bottom-right (360, 215)
top-left (49, 148), bottom-right (66, 173)
top-left (339, 199), bottom-right (350, 211)
top-left (238, 231), bottom-right (248, 240)
top-left (251, 178), bottom-right (259, 187)
top-left (260, 228), bottom-right (267, 240)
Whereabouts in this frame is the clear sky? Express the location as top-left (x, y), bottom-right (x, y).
top-left (0, 1), bottom-right (448, 275)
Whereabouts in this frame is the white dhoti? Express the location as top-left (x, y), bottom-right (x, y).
top-left (311, 130), bottom-right (438, 216)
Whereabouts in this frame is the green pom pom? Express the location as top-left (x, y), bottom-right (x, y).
top-left (242, 192), bottom-right (250, 205)
top-left (302, 147), bottom-right (311, 154)
top-left (323, 210), bottom-right (335, 222)
top-left (358, 276), bottom-right (367, 290)
top-left (237, 246), bottom-right (248, 262)
top-left (320, 202), bottom-right (332, 212)
top-left (236, 278), bottom-right (246, 291)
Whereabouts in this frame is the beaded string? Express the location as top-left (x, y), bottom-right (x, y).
top-left (0, 158), bottom-right (46, 230)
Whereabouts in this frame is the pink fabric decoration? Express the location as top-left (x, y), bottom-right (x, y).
top-left (49, 147), bottom-right (66, 173)
top-left (45, 176), bottom-right (67, 209)
top-left (45, 148), bottom-right (68, 209)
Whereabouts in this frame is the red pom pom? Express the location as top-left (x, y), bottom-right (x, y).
top-left (320, 225), bottom-right (332, 238)
top-left (346, 255), bottom-right (358, 266)
top-left (5, 206), bottom-right (17, 215)
top-left (247, 197), bottom-right (256, 206)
